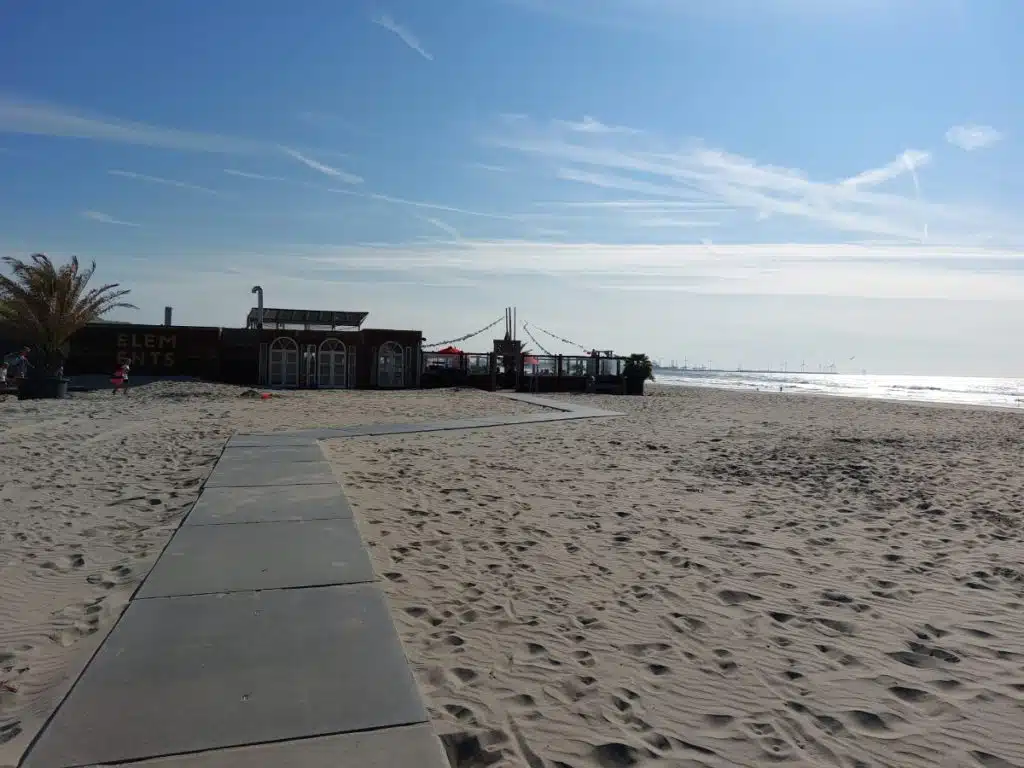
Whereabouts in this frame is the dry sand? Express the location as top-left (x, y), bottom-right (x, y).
top-left (326, 388), bottom-right (1024, 768)
top-left (0, 383), bottom-right (546, 766)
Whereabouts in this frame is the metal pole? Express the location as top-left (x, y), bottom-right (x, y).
top-left (251, 286), bottom-right (264, 328)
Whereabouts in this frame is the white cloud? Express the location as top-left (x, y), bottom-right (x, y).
top-left (81, 210), bottom-right (140, 227)
top-left (108, 170), bottom-right (222, 195)
top-left (503, 0), bottom-right (955, 32)
top-left (281, 147), bottom-right (363, 184)
top-left (544, 199), bottom-right (732, 210)
top-left (224, 168), bottom-right (289, 182)
top-left (555, 116), bottom-right (639, 134)
top-left (371, 13), bottom-right (433, 61)
top-left (945, 123), bottom-right (1002, 151)
top-left (293, 239), bottom-right (1024, 301)
top-left (218, 165), bottom-right (531, 222)
top-left (328, 187), bottom-right (525, 221)
top-left (470, 162), bottom-right (511, 173)
top-left (840, 149), bottom-right (930, 188)
top-left (485, 116), bottom-right (1015, 246)
top-left (417, 215), bottom-right (462, 241)
top-left (633, 218), bottom-right (721, 228)
top-left (0, 95), bottom-right (263, 154)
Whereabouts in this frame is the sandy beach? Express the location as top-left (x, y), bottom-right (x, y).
top-left (325, 388), bottom-right (1024, 768)
top-left (1, 384), bottom-right (1021, 768)
top-left (0, 384), bottom-right (546, 766)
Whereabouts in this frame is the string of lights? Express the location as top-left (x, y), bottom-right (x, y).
top-left (528, 322), bottom-right (592, 353)
top-left (520, 323), bottom-right (552, 356)
top-left (423, 315), bottom-right (505, 349)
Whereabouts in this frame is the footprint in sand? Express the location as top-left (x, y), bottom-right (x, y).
top-left (718, 589), bottom-right (763, 605)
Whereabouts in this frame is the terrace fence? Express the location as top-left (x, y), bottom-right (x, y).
top-left (419, 352), bottom-right (630, 394)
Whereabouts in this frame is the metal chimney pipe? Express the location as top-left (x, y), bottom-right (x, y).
top-left (164, 306), bottom-right (173, 326)
top-left (251, 285), bottom-right (264, 328)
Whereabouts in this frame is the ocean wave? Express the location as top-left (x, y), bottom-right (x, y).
top-left (655, 371), bottom-right (1024, 409)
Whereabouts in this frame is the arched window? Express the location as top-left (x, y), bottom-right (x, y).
top-left (318, 338), bottom-right (347, 389)
top-left (268, 337), bottom-right (299, 387)
top-left (377, 341), bottom-right (405, 388)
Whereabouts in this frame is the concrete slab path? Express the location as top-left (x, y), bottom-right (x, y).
top-left (21, 393), bottom-right (621, 767)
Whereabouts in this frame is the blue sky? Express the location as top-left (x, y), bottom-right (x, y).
top-left (0, 0), bottom-right (1020, 375)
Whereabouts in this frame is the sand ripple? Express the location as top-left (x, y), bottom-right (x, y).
top-left (0, 384), bottom-right (543, 766)
top-left (329, 388), bottom-right (1024, 768)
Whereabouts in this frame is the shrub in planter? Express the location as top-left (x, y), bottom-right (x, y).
top-left (623, 353), bottom-right (654, 395)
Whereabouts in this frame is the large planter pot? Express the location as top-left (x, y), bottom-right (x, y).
top-left (624, 376), bottom-right (647, 396)
top-left (17, 376), bottom-right (70, 401)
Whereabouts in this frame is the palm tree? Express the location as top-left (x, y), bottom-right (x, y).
top-left (0, 254), bottom-right (136, 381)
top-left (624, 352), bottom-right (655, 381)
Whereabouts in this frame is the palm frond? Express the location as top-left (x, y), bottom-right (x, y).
top-left (0, 254), bottom-right (136, 357)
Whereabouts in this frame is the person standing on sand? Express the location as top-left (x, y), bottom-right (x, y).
top-left (4, 347), bottom-right (31, 383)
top-left (111, 362), bottom-right (130, 395)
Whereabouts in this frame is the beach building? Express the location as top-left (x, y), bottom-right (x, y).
top-left (59, 302), bottom-right (646, 394)
top-left (64, 306), bottom-right (424, 390)
top-left (237, 306), bottom-right (423, 389)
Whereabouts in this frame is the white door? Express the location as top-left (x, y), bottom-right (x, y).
top-left (377, 341), bottom-right (404, 388)
top-left (269, 337), bottom-right (299, 386)
top-left (318, 339), bottom-right (347, 388)
top-left (304, 344), bottom-right (317, 388)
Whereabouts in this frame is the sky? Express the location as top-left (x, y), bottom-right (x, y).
top-left (0, 0), bottom-right (1021, 376)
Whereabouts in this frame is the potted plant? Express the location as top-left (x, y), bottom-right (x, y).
top-left (623, 352), bottom-right (654, 395)
top-left (0, 254), bottom-right (135, 400)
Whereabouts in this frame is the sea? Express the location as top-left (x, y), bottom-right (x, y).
top-left (653, 369), bottom-right (1024, 410)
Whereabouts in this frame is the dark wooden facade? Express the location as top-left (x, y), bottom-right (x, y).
top-left (68, 324), bottom-right (222, 380)
top-left (64, 323), bottom-right (424, 389)
top-left (249, 327), bottom-right (423, 389)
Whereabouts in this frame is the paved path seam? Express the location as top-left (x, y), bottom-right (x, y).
top-left (21, 393), bottom-right (621, 768)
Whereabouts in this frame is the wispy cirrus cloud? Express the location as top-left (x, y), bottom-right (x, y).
top-left (81, 210), bottom-right (140, 227)
top-left (0, 96), bottom-right (356, 166)
top-left (224, 168), bottom-right (290, 182)
top-left (371, 13), bottom-right (433, 61)
top-left (417, 215), bottom-right (463, 241)
top-left (485, 115), bottom-right (1015, 246)
top-left (542, 199), bottom-right (733, 211)
top-left (223, 164), bottom-right (526, 221)
top-left (945, 123), bottom-right (1002, 151)
top-left (108, 170), bottom-right (222, 195)
top-left (502, 0), bottom-right (955, 32)
top-left (470, 162), bottom-right (512, 173)
top-left (633, 217), bottom-right (722, 229)
top-left (555, 115), bottom-right (640, 135)
top-left (333, 188), bottom-right (522, 221)
top-left (840, 149), bottom-right (930, 188)
top-left (294, 239), bottom-right (1024, 300)
top-left (281, 147), bottom-right (363, 184)
top-left (0, 95), bottom-right (263, 154)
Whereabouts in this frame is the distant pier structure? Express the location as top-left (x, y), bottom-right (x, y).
top-left (655, 363), bottom-right (842, 375)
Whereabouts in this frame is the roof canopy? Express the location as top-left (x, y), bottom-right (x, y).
top-left (248, 308), bottom-right (369, 329)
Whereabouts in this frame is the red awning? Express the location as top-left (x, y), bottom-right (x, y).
top-left (524, 356), bottom-right (540, 365)
top-left (437, 346), bottom-right (463, 354)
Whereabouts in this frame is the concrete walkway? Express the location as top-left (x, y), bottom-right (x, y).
top-left (22, 393), bottom-right (621, 767)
